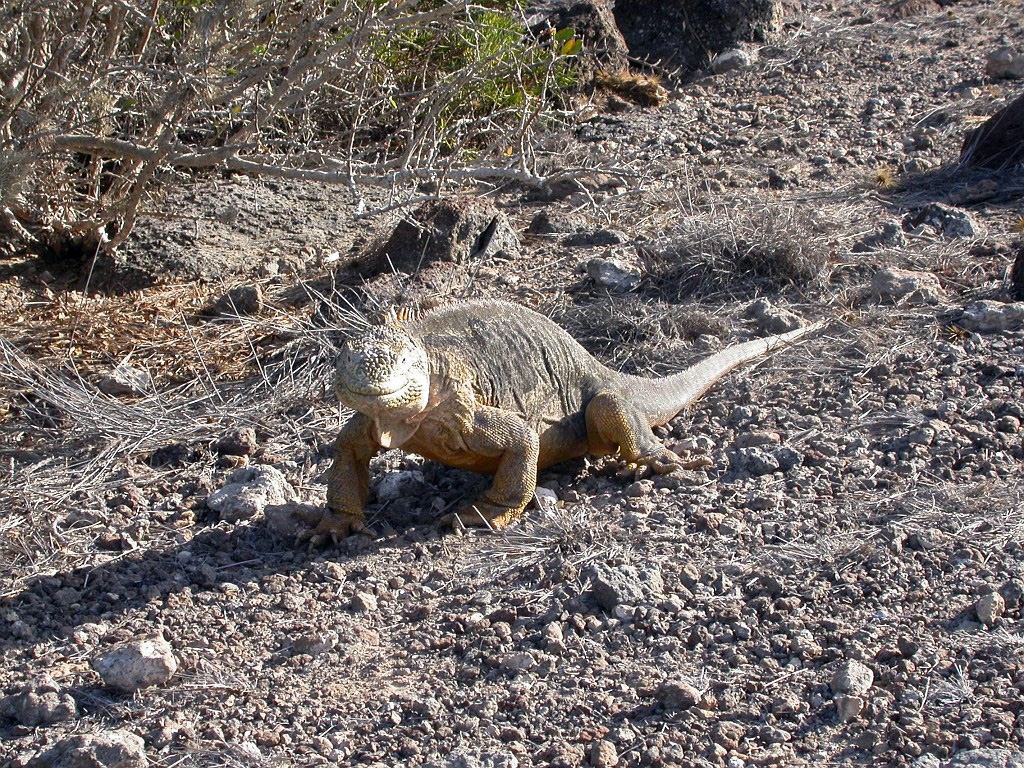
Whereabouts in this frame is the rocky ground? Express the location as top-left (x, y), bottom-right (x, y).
top-left (2, 1), bottom-right (1024, 767)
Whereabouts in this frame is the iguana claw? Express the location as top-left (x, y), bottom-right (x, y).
top-left (617, 447), bottom-right (686, 479)
top-left (643, 447), bottom-right (686, 474)
top-left (296, 507), bottom-right (371, 549)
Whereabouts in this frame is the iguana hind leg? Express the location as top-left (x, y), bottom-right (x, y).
top-left (585, 390), bottom-right (685, 474)
top-left (450, 406), bottom-right (540, 530)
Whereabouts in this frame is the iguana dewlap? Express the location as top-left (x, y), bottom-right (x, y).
top-left (305, 299), bottom-right (820, 544)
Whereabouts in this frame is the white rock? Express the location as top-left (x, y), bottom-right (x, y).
top-left (499, 652), bottom-right (536, 673)
top-left (743, 297), bottom-right (802, 334)
top-left (853, 221), bottom-right (906, 252)
top-left (904, 203), bottom-right (978, 238)
top-left (264, 503), bottom-right (317, 539)
top-left (944, 749), bottom-right (1024, 768)
top-left (835, 693), bottom-right (865, 722)
top-left (872, 267), bottom-right (946, 305)
top-left (376, 470), bottom-right (425, 501)
top-left (590, 563), bottom-right (664, 611)
top-left (543, 622), bottom-right (564, 646)
top-left (98, 362), bottom-right (152, 397)
top-left (443, 750), bottom-right (520, 768)
top-left (92, 637), bottom-right (177, 692)
top-left (711, 48), bottom-right (752, 74)
top-left (234, 742), bottom-right (263, 762)
top-left (976, 592), bottom-right (1006, 627)
top-left (532, 486), bottom-right (559, 512)
top-left (792, 631), bottom-right (823, 659)
top-left (591, 739), bottom-right (619, 768)
top-left (959, 301), bottom-right (1024, 333)
top-left (207, 465), bottom-right (294, 523)
top-left (586, 256), bottom-right (642, 292)
top-left (830, 659), bottom-right (873, 696)
top-left (986, 47), bottom-right (1024, 79)
top-left (292, 631), bottom-right (339, 656)
top-left (352, 592), bottom-right (378, 613)
top-left (31, 730), bottom-right (147, 768)
top-left (0, 675), bottom-right (78, 726)
top-left (656, 679), bottom-right (702, 710)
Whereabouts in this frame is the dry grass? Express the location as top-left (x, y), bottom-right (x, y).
top-left (551, 297), bottom-right (731, 375)
top-left (593, 68), bottom-right (669, 107)
top-left (924, 663), bottom-right (976, 710)
top-left (642, 195), bottom-right (833, 301)
top-left (755, 479), bottom-right (1024, 575)
top-left (0, 0), bottom-right (580, 253)
top-left (0, 280), bottom-right (271, 386)
top-left (469, 502), bottom-right (620, 580)
top-left (0, 279), bottom-right (371, 597)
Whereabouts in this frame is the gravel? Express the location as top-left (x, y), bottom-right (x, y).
top-left (3, 1), bottom-right (1024, 767)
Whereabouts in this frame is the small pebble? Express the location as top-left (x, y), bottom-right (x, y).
top-left (352, 592), bottom-right (378, 613)
top-left (835, 694), bottom-right (865, 722)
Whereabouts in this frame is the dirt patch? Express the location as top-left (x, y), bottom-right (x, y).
top-left (88, 177), bottom-right (391, 291)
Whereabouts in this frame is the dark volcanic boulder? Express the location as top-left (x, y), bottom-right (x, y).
top-left (960, 90), bottom-right (1024, 170)
top-left (1011, 245), bottom-right (1024, 301)
top-left (613, 0), bottom-right (788, 71)
top-left (540, 0), bottom-right (630, 83)
top-left (366, 197), bottom-right (520, 275)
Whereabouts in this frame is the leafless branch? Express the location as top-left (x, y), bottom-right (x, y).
top-left (1, 0), bottom-right (580, 251)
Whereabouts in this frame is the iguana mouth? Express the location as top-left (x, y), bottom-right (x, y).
top-left (343, 378), bottom-right (412, 399)
top-left (337, 339), bottom-right (417, 397)
top-left (344, 378), bottom-right (407, 397)
top-left (336, 359), bottom-right (427, 413)
top-left (337, 375), bottom-right (429, 419)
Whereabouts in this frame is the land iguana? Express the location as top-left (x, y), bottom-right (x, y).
top-left (302, 299), bottom-right (821, 545)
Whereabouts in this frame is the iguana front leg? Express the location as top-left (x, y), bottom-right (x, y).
top-left (300, 412), bottom-right (379, 547)
top-left (451, 406), bottom-right (540, 530)
top-left (585, 390), bottom-right (687, 474)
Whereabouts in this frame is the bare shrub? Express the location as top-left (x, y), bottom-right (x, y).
top-left (551, 297), bottom-right (729, 374)
top-left (643, 196), bottom-right (832, 299)
top-left (0, 0), bottom-right (578, 253)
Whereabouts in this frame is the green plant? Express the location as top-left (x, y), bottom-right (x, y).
top-left (367, 3), bottom-right (579, 159)
top-left (0, 0), bottom-right (579, 253)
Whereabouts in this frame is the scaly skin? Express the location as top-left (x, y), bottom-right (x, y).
top-left (301, 299), bottom-right (821, 545)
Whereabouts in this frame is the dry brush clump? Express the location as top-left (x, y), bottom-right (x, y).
top-left (643, 196), bottom-right (833, 300)
top-left (0, 284), bottom-right (364, 595)
top-left (551, 297), bottom-right (731, 375)
top-left (0, 0), bottom-right (579, 256)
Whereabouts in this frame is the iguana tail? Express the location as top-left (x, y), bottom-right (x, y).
top-left (619, 322), bottom-right (824, 427)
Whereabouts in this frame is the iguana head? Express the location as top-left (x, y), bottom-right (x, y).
top-left (334, 325), bottom-right (430, 418)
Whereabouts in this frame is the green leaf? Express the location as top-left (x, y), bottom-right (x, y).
top-left (553, 28), bottom-right (576, 43)
top-left (559, 37), bottom-right (582, 57)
